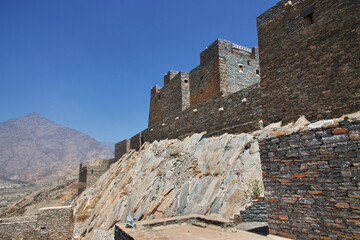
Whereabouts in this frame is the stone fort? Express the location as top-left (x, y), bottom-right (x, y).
top-left (113, 0), bottom-right (360, 239)
top-left (115, 0), bottom-right (359, 161)
top-left (2, 0), bottom-right (358, 239)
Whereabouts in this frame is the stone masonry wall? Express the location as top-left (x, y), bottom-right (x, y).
top-left (259, 119), bottom-right (360, 239)
top-left (37, 206), bottom-right (73, 240)
top-left (235, 198), bottom-right (268, 222)
top-left (220, 42), bottom-right (260, 96)
top-left (190, 41), bottom-right (221, 106)
top-left (0, 206), bottom-right (73, 240)
top-left (148, 85), bottom-right (164, 127)
top-left (138, 83), bottom-right (262, 152)
top-left (115, 83), bottom-right (261, 160)
top-left (162, 71), bottom-right (190, 119)
top-left (257, 0), bottom-right (360, 126)
top-left (0, 217), bottom-right (40, 240)
top-left (85, 166), bottom-right (109, 187)
top-left (115, 139), bottom-right (130, 160)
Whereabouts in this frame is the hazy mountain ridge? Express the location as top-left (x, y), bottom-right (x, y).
top-left (0, 113), bottom-right (113, 183)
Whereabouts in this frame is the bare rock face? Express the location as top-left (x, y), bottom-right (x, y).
top-left (74, 132), bottom-right (263, 239)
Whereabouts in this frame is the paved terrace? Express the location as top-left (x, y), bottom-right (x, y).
top-left (115, 215), bottom-right (290, 240)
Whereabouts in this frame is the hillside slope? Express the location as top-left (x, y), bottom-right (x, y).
top-left (0, 113), bottom-right (113, 183)
top-left (74, 132), bottom-right (264, 239)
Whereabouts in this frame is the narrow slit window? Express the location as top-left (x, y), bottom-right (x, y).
top-left (256, 69), bottom-right (260, 75)
top-left (239, 64), bottom-right (243, 72)
top-left (184, 80), bottom-right (188, 84)
top-left (304, 12), bottom-right (314, 26)
top-left (247, 60), bottom-right (250, 65)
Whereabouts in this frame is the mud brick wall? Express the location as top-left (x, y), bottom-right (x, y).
top-left (115, 139), bottom-right (130, 160)
top-left (37, 206), bottom-right (74, 240)
top-left (259, 120), bottom-right (360, 239)
top-left (257, 0), bottom-right (360, 126)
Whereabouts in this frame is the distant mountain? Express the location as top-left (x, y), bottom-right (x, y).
top-left (0, 113), bottom-right (114, 183)
top-left (101, 142), bottom-right (116, 151)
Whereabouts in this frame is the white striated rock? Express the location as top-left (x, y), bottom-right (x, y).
top-left (73, 133), bottom-right (263, 239)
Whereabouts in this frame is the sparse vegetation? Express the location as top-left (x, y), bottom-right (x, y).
top-left (75, 210), bottom-right (91, 222)
top-left (245, 179), bottom-right (263, 200)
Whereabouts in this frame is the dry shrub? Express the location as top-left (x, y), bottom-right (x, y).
top-left (204, 170), bottom-right (211, 176)
top-left (75, 210), bottom-right (91, 222)
top-left (85, 196), bottom-right (100, 210)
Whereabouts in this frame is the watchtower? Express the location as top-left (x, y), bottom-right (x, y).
top-left (148, 70), bottom-right (190, 127)
top-left (189, 39), bottom-right (260, 105)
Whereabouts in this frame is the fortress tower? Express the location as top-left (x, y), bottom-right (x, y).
top-left (148, 71), bottom-right (190, 127)
top-left (189, 39), bottom-right (260, 105)
top-left (148, 39), bottom-right (259, 127)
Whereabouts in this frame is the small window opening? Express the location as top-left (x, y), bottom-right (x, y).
top-left (256, 69), bottom-right (260, 75)
top-left (158, 94), bottom-right (161, 100)
top-left (141, 136), bottom-right (144, 144)
top-left (200, 76), bottom-right (204, 80)
top-left (184, 80), bottom-right (188, 84)
top-left (304, 12), bottom-right (314, 26)
top-left (247, 60), bottom-right (250, 65)
top-left (239, 64), bottom-right (243, 72)
top-left (40, 227), bottom-right (47, 230)
top-left (91, 170), bottom-right (94, 174)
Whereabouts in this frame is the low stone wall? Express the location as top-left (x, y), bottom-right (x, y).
top-left (37, 206), bottom-right (73, 240)
top-left (0, 206), bottom-right (74, 240)
top-left (259, 119), bottom-right (360, 239)
top-left (235, 198), bottom-right (268, 222)
top-left (0, 220), bottom-right (40, 240)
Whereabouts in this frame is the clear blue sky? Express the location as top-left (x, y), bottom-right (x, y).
top-left (0, 0), bottom-right (279, 143)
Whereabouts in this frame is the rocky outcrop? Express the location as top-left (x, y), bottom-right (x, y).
top-left (74, 132), bottom-right (263, 239)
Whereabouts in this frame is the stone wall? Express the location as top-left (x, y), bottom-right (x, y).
top-left (148, 85), bottom-right (164, 127)
top-left (259, 119), bottom-right (360, 239)
top-left (115, 139), bottom-right (130, 160)
top-left (148, 39), bottom-right (259, 127)
top-left (235, 198), bottom-right (268, 222)
top-left (257, 0), bottom-right (360, 126)
top-left (0, 217), bottom-right (39, 240)
top-left (37, 206), bottom-right (73, 240)
top-left (78, 159), bottom-right (114, 192)
top-left (162, 71), bottom-right (190, 119)
top-left (0, 206), bottom-right (73, 240)
top-left (114, 83), bottom-right (262, 159)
